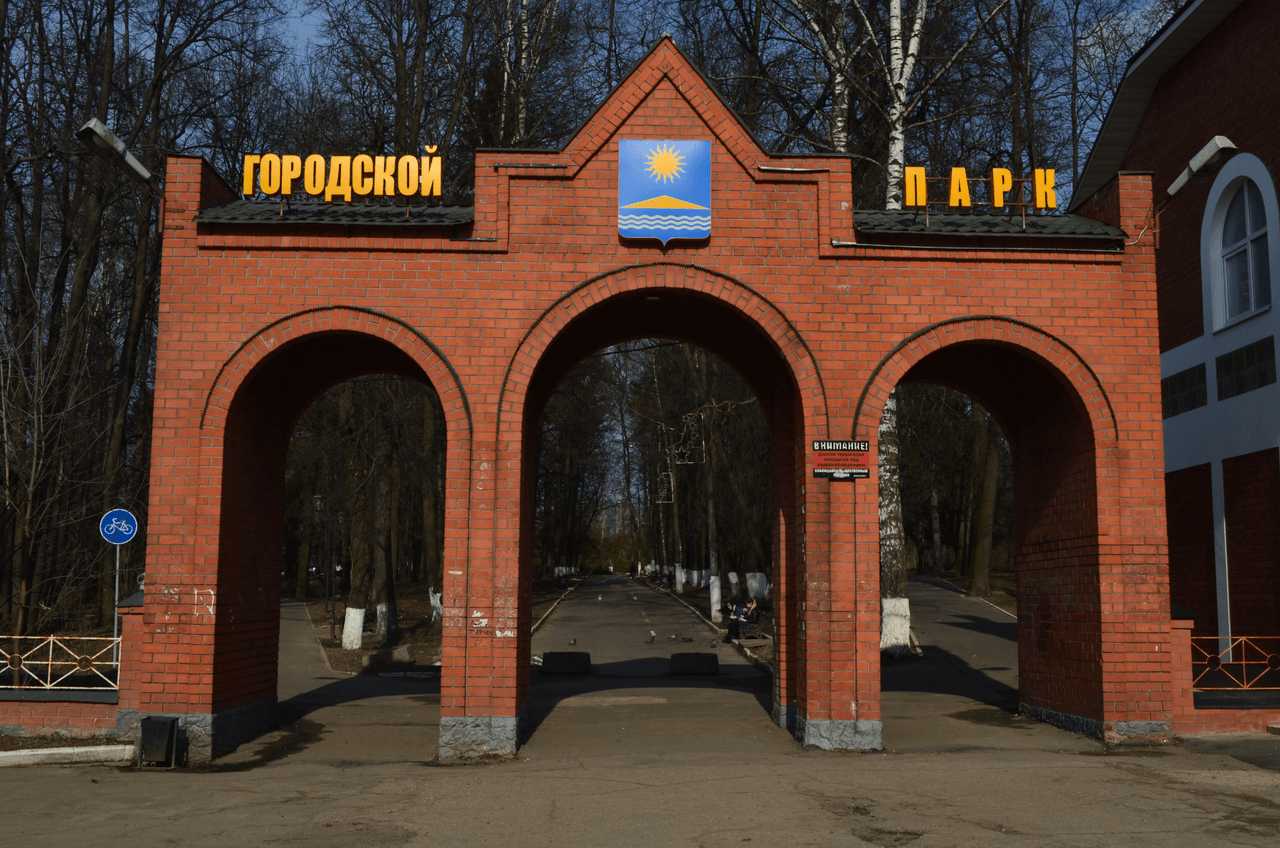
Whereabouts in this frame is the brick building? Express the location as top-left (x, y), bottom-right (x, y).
top-left (4, 39), bottom-right (1194, 758)
top-left (1074, 0), bottom-right (1280, 727)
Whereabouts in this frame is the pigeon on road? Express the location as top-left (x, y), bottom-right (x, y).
top-left (668, 633), bottom-right (679, 641)
top-left (682, 637), bottom-right (693, 643)
top-left (569, 638), bottom-right (577, 646)
top-left (710, 641), bottom-right (718, 648)
top-left (645, 635), bottom-right (655, 644)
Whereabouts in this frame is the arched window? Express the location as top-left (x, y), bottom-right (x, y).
top-left (1221, 180), bottom-right (1270, 321)
top-left (1203, 155), bottom-right (1279, 332)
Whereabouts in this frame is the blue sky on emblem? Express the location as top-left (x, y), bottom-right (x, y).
top-left (619, 140), bottom-right (711, 245)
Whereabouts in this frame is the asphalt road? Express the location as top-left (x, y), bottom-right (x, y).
top-left (3, 574), bottom-right (1279, 847)
top-left (525, 574), bottom-right (780, 757)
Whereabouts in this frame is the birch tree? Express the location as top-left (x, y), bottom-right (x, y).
top-left (879, 391), bottom-right (912, 657)
top-left (772, 1), bottom-right (1007, 207)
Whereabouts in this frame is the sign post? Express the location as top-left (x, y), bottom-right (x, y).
top-left (100, 509), bottom-right (139, 663)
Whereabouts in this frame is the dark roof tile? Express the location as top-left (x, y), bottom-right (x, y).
top-left (197, 199), bottom-right (474, 227)
top-left (854, 209), bottom-right (1125, 241)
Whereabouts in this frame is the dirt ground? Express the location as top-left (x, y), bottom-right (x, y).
top-left (0, 734), bottom-right (123, 752)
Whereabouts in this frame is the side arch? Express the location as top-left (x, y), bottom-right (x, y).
top-left (200, 305), bottom-right (473, 437)
top-left (851, 315), bottom-right (1118, 447)
top-left (193, 305), bottom-right (476, 753)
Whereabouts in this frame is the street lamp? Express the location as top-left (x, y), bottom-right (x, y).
top-left (76, 118), bottom-right (165, 224)
top-left (312, 493), bottom-right (323, 604)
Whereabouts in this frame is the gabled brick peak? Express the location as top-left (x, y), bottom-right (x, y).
top-left (474, 37), bottom-right (849, 180)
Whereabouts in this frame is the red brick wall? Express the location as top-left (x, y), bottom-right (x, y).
top-left (0, 608), bottom-right (143, 738)
top-left (1118, 0), bottom-right (1280, 352)
top-left (1222, 448), bottom-right (1280, 635)
top-left (1165, 463), bottom-right (1217, 636)
top-left (132, 42), bottom-right (1175, 750)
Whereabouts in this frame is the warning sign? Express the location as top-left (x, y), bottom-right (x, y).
top-left (812, 440), bottom-right (870, 479)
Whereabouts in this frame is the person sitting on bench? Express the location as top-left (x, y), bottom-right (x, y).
top-left (726, 597), bottom-right (759, 642)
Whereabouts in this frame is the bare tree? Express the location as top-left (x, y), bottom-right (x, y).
top-left (1, 0), bottom-right (285, 633)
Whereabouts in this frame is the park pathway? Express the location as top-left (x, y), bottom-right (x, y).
top-left (523, 574), bottom-right (787, 760)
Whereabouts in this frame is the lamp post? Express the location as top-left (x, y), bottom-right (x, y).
top-left (312, 493), bottom-right (338, 641)
top-left (332, 512), bottom-right (343, 640)
top-left (75, 118), bottom-right (165, 226)
top-left (312, 493), bottom-right (323, 604)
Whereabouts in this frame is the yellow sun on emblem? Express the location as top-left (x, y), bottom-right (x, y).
top-left (645, 144), bottom-right (685, 183)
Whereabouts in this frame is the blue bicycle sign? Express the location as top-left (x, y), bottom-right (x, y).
top-left (99, 509), bottom-right (139, 545)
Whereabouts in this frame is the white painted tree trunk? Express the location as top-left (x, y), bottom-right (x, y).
top-left (880, 597), bottom-right (912, 656)
top-left (728, 572), bottom-right (739, 597)
top-left (428, 587), bottom-right (442, 625)
top-left (341, 606), bottom-right (365, 649)
top-left (710, 575), bottom-right (723, 622)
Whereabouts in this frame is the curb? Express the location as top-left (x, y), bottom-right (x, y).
top-left (911, 574), bottom-right (1016, 620)
top-left (0, 744), bottom-right (134, 768)
top-left (531, 578), bottom-right (584, 634)
top-left (296, 598), bottom-right (337, 672)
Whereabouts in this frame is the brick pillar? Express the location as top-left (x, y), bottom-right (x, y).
top-left (1168, 619), bottom-right (1196, 729)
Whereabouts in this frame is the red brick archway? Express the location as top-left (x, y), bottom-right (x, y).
top-left (54, 41), bottom-right (1178, 761)
top-left (142, 308), bottom-right (475, 757)
top-left (483, 263), bottom-right (831, 740)
top-left (856, 317), bottom-right (1171, 740)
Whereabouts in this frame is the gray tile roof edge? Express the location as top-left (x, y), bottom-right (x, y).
top-left (196, 199), bottom-right (474, 227)
top-left (853, 210), bottom-right (1126, 240)
top-left (199, 201), bottom-right (1121, 240)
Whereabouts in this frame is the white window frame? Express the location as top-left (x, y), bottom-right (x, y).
top-left (1202, 154), bottom-right (1280, 333)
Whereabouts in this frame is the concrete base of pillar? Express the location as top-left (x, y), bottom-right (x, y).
top-left (1104, 720), bottom-right (1173, 743)
top-left (1021, 702), bottom-right (1100, 738)
top-left (122, 695), bottom-right (277, 764)
top-left (1018, 702), bottom-right (1170, 742)
top-left (795, 715), bottom-right (882, 751)
top-left (774, 701), bottom-right (796, 733)
top-left (439, 710), bottom-right (524, 761)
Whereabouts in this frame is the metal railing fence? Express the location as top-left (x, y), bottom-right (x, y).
top-left (0, 636), bottom-right (120, 691)
top-left (1191, 636), bottom-right (1280, 690)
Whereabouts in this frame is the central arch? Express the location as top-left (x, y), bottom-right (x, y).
top-left (459, 263), bottom-right (835, 754)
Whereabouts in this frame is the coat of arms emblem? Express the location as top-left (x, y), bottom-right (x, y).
top-left (618, 140), bottom-right (711, 245)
